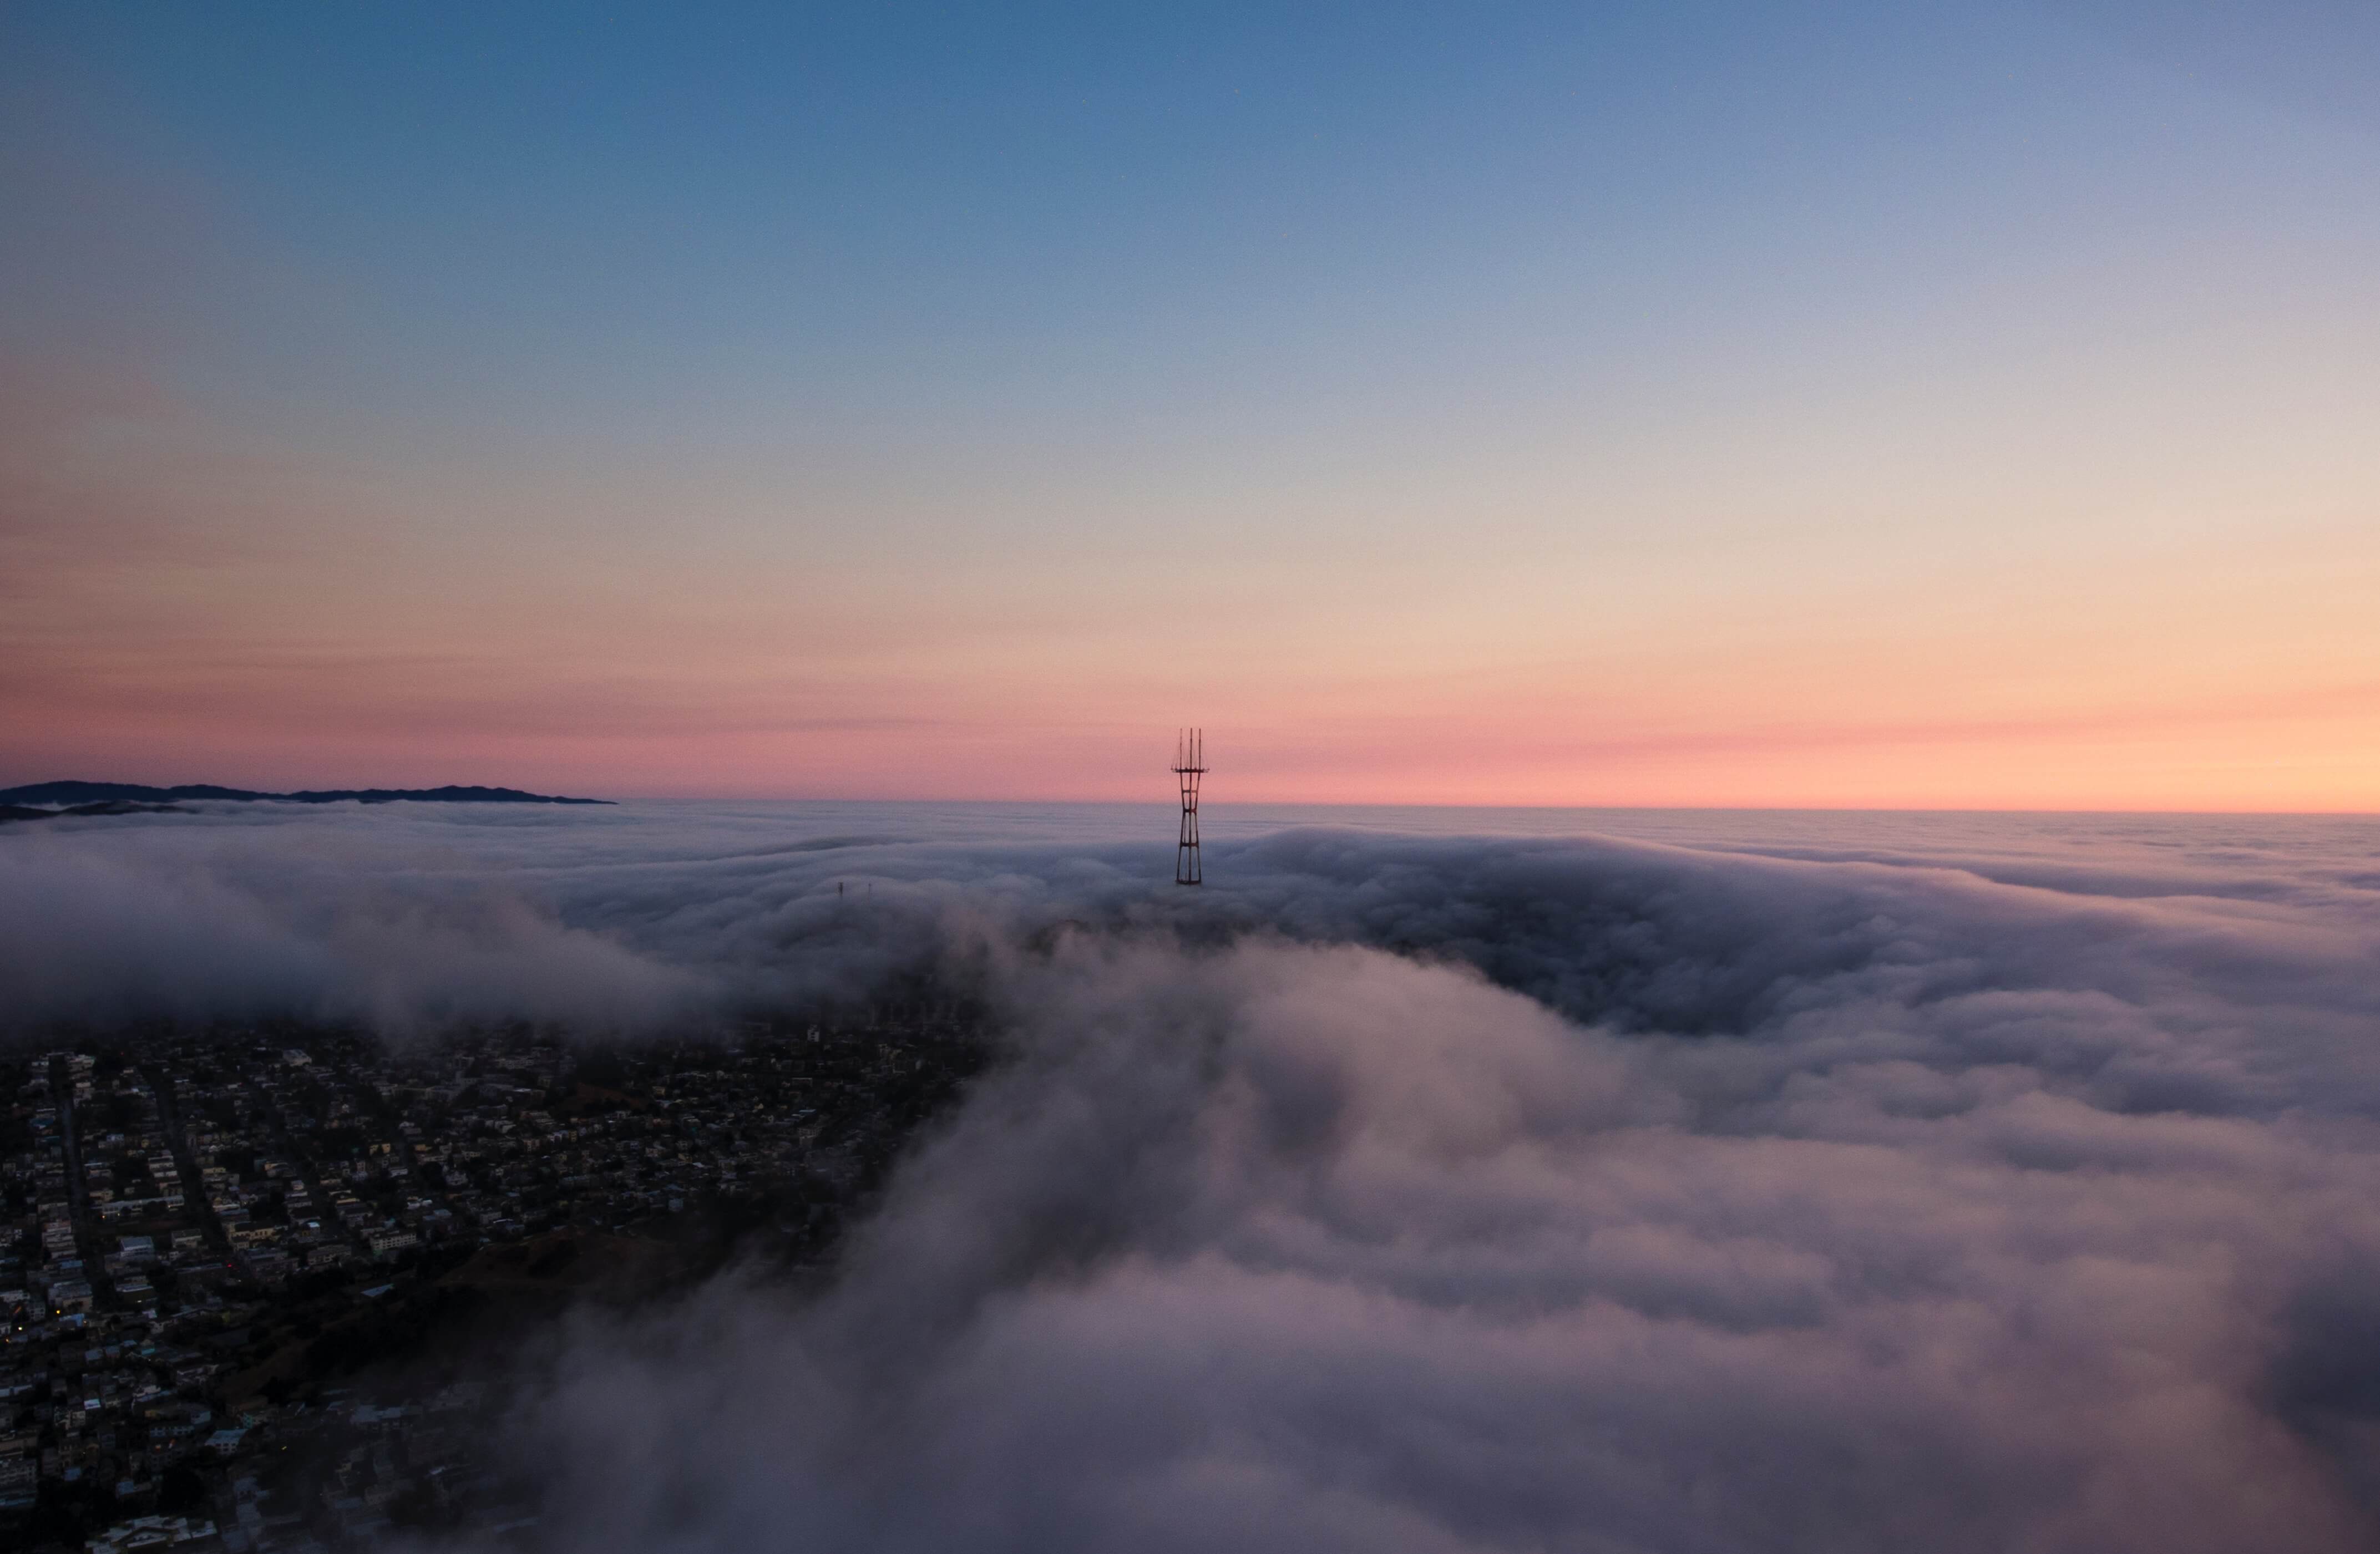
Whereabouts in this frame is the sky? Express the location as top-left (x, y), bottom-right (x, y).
top-left (4, 1), bottom-right (2377, 808)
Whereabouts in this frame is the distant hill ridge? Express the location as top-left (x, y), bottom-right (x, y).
top-left (0, 781), bottom-right (611, 808)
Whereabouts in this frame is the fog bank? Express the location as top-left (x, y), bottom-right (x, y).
top-left (9, 802), bottom-right (2380, 1550)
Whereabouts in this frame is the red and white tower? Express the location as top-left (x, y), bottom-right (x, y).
top-left (1172, 728), bottom-right (1205, 886)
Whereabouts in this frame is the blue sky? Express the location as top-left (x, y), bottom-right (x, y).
top-left (6, 2), bottom-right (2378, 804)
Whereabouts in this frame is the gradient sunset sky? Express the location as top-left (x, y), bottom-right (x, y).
top-left (6, 2), bottom-right (2376, 808)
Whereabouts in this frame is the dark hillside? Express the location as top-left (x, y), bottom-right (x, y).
top-left (0, 781), bottom-right (610, 806)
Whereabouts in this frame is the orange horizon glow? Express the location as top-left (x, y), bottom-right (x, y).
top-left (6, 348), bottom-right (2374, 812)
top-left (9, 362), bottom-right (2372, 812)
top-left (8, 362), bottom-right (2373, 812)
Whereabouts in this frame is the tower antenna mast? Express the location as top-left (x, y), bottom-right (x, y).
top-left (1172, 728), bottom-right (1206, 886)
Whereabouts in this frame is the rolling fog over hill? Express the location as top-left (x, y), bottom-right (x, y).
top-left (6, 801), bottom-right (2380, 1551)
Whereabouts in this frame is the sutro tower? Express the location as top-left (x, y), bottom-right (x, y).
top-left (1172, 728), bottom-right (1206, 886)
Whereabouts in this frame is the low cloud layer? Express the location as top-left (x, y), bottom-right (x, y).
top-left (9, 802), bottom-right (2380, 1550)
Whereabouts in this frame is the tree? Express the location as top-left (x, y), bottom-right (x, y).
top-left (158, 1462), bottom-right (207, 1514)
